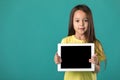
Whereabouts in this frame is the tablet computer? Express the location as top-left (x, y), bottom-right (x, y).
top-left (57, 43), bottom-right (95, 71)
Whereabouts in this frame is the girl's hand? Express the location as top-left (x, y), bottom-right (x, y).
top-left (89, 54), bottom-right (100, 72)
top-left (54, 53), bottom-right (62, 64)
top-left (89, 54), bottom-right (99, 65)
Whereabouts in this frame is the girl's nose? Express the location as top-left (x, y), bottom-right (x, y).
top-left (79, 20), bottom-right (84, 26)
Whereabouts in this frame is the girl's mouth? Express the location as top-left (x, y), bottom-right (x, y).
top-left (78, 28), bottom-right (85, 30)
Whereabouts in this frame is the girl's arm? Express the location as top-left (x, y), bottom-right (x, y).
top-left (89, 54), bottom-right (100, 73)
top-left (95, 62), bottom-right (100, 73)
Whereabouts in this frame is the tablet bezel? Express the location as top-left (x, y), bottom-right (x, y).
top-left (57, 43), bottom-right (95, 71)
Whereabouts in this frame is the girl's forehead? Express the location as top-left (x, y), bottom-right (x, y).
top-left (74, 10), bottom-right (87, 18)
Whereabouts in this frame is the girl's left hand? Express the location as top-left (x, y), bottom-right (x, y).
top-left (89, 54), bottom-right (99, 65)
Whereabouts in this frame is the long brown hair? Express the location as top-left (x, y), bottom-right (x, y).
top-left (68, 4), bottom-right (96, 43)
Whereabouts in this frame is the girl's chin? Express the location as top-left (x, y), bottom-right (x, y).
top-left (78, 31), bottom-right (85, 35)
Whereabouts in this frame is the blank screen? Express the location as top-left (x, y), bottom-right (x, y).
top-left (61, 46), bottom-right (91, 68)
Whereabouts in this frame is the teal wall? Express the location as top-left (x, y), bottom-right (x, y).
top-left (0, 0), bottom-right (120, 80)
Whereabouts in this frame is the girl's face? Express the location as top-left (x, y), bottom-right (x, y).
top-left (73, 10), bottom-right (88, 36)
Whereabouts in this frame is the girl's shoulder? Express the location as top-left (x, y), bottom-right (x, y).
top-left (94, 39), bottom-right (100, 43)
top-left (94, 39), bottom-right (102, 45)
top-left (61, 35), bottom-right (74, 43)
top-left (62, 35), bottom-right (73, 40)
top-left (94, 39), bottom-right (104, 50)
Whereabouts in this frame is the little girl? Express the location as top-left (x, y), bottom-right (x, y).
top-left (54, 4), bottom-right (106, 80)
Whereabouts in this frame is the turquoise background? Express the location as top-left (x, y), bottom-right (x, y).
top-left (0, 0), bottom-right (120, 80)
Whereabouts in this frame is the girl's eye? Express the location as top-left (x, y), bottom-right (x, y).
top-left (84, 19), bottom-right (88, 22)
top-left (76, 20), bottom-right (79, 22)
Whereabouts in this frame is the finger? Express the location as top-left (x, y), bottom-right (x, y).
top-left (94, 53), bottom-right (97, 56)
top-left (92, 54), bottom-right (98, 62)
top-left (89, 59), bottom-right (91, 62)
top-left (89, 59), bottom-right (95, 64)
top-left (59, 58), bottom-right (62, 63)
top-left (55, 55), bottom-right (62, 64)
top-left (54, 54), bottom-right (59, 64)
top-left (56, 53), bottom-right (58, 56)
top-left (93, 54), bottom-right (97, 58)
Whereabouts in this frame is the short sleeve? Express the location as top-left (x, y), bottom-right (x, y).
top-left (94, 40), bottom-right (106, 62)
top-left (61, 38), bottom-right (66, 43)
top-left (61, 37), bottom-right (68, 44)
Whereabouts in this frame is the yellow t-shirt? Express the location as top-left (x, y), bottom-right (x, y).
top-left (61, 35), bottom-right (106, 80)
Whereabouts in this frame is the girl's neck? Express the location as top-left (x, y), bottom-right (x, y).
top-left (74, 34), bottom-right (86, 40)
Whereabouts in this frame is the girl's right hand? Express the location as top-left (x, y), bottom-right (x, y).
top-left (54, 53), bottom-right (62, 64)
